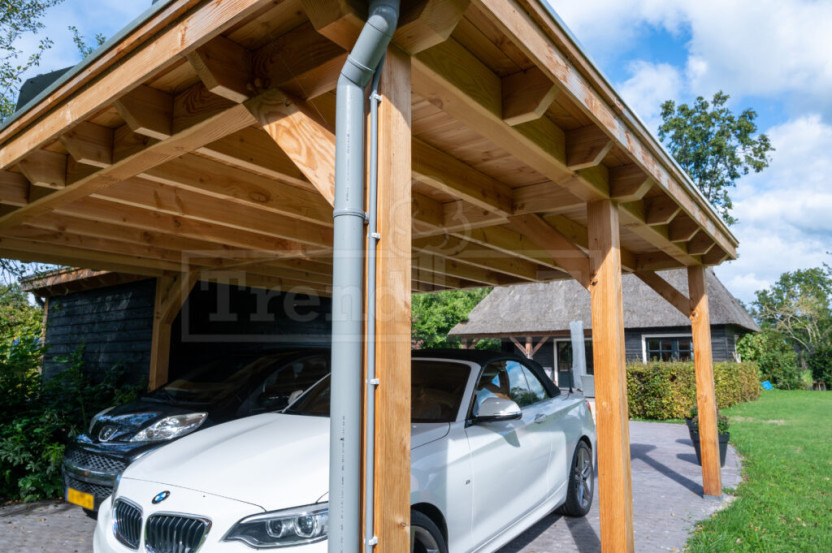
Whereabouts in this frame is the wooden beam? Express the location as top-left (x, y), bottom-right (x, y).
top-left (477, 0), bottom-right (738, 260)
top-left (412, 138), bottom-right (513, 215)
top-left (512, 182), bottom-right (584, 215)
top-left (508, 213), bottom-right (590, 288)
top-left (0, 172), bottom-right (30, 207)
top-left (635, 270), bottom-right (691, 317)
top-left (669, 216), bottom-right (700, 243)
top-left (501, 66), bottom-right (558, 126)
top-left (149, 272), bottom-right (199, 390)
top-left (413, 39), bottom-right (589, 197)
top-left (645, 195), bottom-right (682, 226)
top-left (301, 0), bottom-right (469, 54)
top-left (59, 121), bottom-right (114, 168)
top-left (187, 35), bottom-right (253, 103)
top-left (96, 177), bottom-right (333, 248)
top-left (16, 150), bottom-right (66, 189)
top-left (413, 234), bottom-right (540, 282)
top-left (531, 335), bottom-right (550, 357)
top-left (247, 89), bottom-right (336, 205)
top-left (371, 46), bottom-right (411, 553)
top-left (0, 86), bottom-right (260, 231)
top-left (687, 232), bottom-right (715, 256)
top-left (566, 125), bottom-right (614, 171)
top-left (609, 164), bottom-right (653, 202)
top-left (688, 265), bottom-right (722, 497)
top-left (702, 246), bottom-right (729, 266)
top-left (253, 21), bottom-right (347, 100)
top-left (509, 336), bottom-right (526, 356)
top-left (587, 199), bottom-right (635, 553)
top-left (114, 85), bottom-right (174, 140)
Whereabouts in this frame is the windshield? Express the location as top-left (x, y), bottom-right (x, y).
top-left (154, 352), bottom-right (313, 403)
top-left (286, 360), bottom-right (472, 422)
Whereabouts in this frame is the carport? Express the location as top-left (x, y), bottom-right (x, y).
top-left (0, 1), bottom-right (738, 552)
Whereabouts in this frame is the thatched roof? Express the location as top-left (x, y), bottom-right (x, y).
top-left (450, 269), bottom-right (759, 338)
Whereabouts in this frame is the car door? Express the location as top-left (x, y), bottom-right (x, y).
top-left (464, 360), bottom-right (552, 547)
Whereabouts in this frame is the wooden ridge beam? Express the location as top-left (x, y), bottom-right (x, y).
top-left (187, 35), bottom-right (253, 103)
top-left (477, 0), bottom-right (737, 260)
top-left (566, 125), bottom-right (614, 171)
top-left (635, 270), bottom-right (691, 317)
top-left (501, 66), bottom-right (558, 126)
top-left (508, 213), bottom-right (590, 288)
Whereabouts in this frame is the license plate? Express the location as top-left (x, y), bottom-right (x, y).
top-left (66, 487), bottom-right (95, 510)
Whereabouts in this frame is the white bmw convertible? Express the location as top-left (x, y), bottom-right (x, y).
top-left (94, 350), bottom-right (596, 553)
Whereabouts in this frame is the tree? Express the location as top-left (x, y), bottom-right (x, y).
top-left (0, 0), bottom-right (65, 121)
top-left (0, 283), bottom-right (42, 340)
top-left (752, 267), bottom-right (832, 358)
top-left (411, 288), bottom-right (498, 350)
top-left (658, 91), bottom-right (774, 225)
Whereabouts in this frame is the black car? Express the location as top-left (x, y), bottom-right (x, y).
top-left (63, 349), bottom-right (330, 514)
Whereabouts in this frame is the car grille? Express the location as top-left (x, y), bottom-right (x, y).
top-left (64, 473), bottom-right (113, 500)
top-left (146, 514), bottom-right (210, 553)
top-left (65, 448), bottom-right (127, 475)
top-left (114, 499), bottom-right (142, 550)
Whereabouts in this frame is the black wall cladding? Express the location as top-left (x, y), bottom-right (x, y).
top-left (43, 279), bottom-right (332, 386)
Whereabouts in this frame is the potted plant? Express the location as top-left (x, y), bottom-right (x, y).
top-left (687, 407), bottom-right (730, 467)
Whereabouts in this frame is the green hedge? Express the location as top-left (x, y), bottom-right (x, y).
top-left (626, 361), bottom-right (761, 420)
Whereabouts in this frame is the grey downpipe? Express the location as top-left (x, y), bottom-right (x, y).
top-left (330, 1), bottom-right (399, 553)
top-left (363, 55), bottom-right (385, 553)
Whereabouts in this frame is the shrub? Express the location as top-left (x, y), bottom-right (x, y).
top-left (0, 340), bottom-right (144, 502)
top-left (808, 346), bottom-right (832, 388)
top-left (626, 360), bottom-right (760, 420)
top-left (736, 331), bottom-right (804, 389)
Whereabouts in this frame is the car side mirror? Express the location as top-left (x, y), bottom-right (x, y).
top-left (474, 397), bottom-right (522, 423)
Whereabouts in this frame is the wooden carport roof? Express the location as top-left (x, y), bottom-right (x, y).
top-left (0, 1), bottom-right (737, 552)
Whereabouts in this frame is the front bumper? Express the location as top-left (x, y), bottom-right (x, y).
top-left (94, 481), bottom-right (327, 553)
top-left (63, 441), bottom-right (159, 511)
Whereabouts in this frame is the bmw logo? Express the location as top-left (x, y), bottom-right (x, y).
top-left (152, 491), bottom-right (170, 504)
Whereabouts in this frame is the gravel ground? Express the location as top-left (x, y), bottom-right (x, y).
top-left (0, 421), bottom-right (741, 553)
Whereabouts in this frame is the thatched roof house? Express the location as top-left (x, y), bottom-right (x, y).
top-left (450, 269), bottom-right (758, 379)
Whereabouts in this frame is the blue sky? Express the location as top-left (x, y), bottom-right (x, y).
top-left (17, 0), bottom-right (832, 304)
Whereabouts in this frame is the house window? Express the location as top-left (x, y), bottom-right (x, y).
top-left (555, 340), bottom-right (594, 375)
top-left (645, 337), bottom-right (692, 362)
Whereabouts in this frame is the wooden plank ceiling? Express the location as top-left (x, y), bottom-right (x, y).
top-left (0, 0), bottom-right (738, 296)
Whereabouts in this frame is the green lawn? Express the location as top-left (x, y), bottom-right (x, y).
top-left (685, 391), bottom-right (832, 552)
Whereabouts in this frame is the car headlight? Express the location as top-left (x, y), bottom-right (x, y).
top-left (89, 406), bottom-right (115, 434)
top-left (129, 413), bottom-right (207, 442)
top-left (224, 503), bottom-right (328, 548)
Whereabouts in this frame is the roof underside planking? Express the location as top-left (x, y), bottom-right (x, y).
top-left (0, 0), bottom-right (738, 296)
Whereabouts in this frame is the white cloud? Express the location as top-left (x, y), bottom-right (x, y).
top-left (617, 61), bottom-right (683, 133)
top-left (715, 114), bottom-right (832, 303)
top-left (546, 0), bottom-right (832, 116)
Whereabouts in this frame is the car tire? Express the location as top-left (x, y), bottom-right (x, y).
top-left (411, 510), bottom-right (448, 553)
top-left (557, 440), bottom-right (594, 517)
top-left (82, 508), bottom-right (98, 520)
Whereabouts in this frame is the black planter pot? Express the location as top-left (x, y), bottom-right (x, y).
top-left (689, 429), bottom-right (729, 467)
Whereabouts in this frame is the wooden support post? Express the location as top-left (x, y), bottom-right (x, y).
top-left (587, 199), bottom-right (635, 553)
top-left (149, 272), bottom-right (198, 390)
top-left (370, 46), bottom-right (411, 553)
top-left (525, 336), bottom-right (533, 359)
top-left (689, 265), bottom-right (722, 497)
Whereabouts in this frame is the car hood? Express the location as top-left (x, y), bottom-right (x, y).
top-left (124, 413), bottom-right (449, 511)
